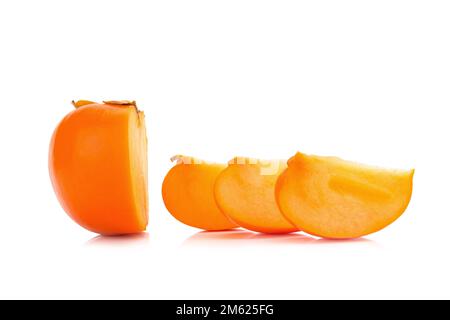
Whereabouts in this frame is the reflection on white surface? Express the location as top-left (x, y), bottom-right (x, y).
top-left (184, 230), bottom-right (254, 242)
top-left (314, 237), bottom-right (376, 245)
top-left (83, 230), bottom-right (378, 248)
top-left (182, 230), bottom-right (378, 247)
top-left (85, 232), bottom-right (150, 247)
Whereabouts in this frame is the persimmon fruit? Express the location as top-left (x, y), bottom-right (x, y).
top-left (49, 100), bottom-right (148, 235)
top-left (275, 152), bottom-right (414, 239)
top-left (214, 157), bottom-right (297, 234)
top-left (162, 156), bottom-right (238, 231)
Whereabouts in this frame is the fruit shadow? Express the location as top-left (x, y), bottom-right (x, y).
top-left (182, 230), bottom-right (376, 247)
top-left (85, 232), bottom-right (150, 247)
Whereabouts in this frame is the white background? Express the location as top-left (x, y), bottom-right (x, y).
top-left (0, 0), bottom-right (449, 299)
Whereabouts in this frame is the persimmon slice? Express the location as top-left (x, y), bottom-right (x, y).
top-left (49, 101), bottom-right (148, 235)
top-left (214, 157), bottom-right (297, 234)
top-left (275, 152), bottom-right (414, 239)
top-left (162, 156), bottom-right (238, 231)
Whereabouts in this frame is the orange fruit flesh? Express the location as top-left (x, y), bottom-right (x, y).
top-left (49, 102), bottom-right (148, 235)
top-left (129, 110), bottom-right (149, 226)
top-left (162, 156), bottom-right (238, 231)
top-left (275, 152), bottom-right (414, 239)
top-left (214, 157), bottom-right (297, 234)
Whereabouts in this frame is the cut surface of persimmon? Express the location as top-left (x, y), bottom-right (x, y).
top-left (214, 157), bottom-right (297, 234)
top-left (275, 152), bottom-right (414, 239)
top-left (162, 156), bottom-right (238, 231)
top-left (49, 100), bottom-right (148, 235)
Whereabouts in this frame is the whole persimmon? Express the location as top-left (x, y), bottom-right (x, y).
top-left (49, 100), bottom-right (148, 235)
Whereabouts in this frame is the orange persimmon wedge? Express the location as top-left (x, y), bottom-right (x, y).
top-left (275, 152), bottom-right (414, 239)
top-left (214, 157), bottom-right (298, 234)
top-left (162, 156), bottom-right (238, 231)
top-left (49, 100), bottom-right (148, 235)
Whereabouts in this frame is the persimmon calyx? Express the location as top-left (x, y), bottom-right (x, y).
top-left (170, 155), bottom-right (216, 165)
top-left (104, 100), bottom-right (139, 115)
top-left (72, 100), bottom-right (138, 109)
top-left (72, 100), bottom-right (140, 116)
top-left (71, 100), bottom-right (97, 108)
top-left (103, 100), bottom-right (137, 106)
top-left (170, 155), bottom-right (198, 165)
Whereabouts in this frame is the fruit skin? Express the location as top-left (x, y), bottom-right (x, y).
top-left (275, 152), bottom-right (414, 239)
top-left (162, 156), bottom-right (238, 231)
top-left (49, 101), bottom-right (148, 235)
top-left (214, 157), bottom-right (297, 234)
